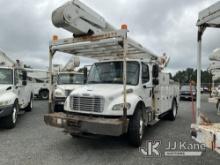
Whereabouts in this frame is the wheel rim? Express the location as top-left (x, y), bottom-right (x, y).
top-left (30, 99), bottom-right (33, 109)
top-left (173, 104), bottom-right (177, 117)
top-left (12, 107), bottom-right (17, 124)
top-left (139, 116), bottom-right (144, 139)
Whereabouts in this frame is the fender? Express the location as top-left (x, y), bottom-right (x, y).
top-left (108, 93), bottom-right (145, 116)
top-left (0, 91), bottom-right (18, 106)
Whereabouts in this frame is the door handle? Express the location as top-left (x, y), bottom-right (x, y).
top-left (143, 85), bottom-right (147, 89)
top-left (150, 90), bottom-right (152, 97)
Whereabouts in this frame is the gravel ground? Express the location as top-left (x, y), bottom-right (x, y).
top-left (0, 94), bottom-right (220, 165)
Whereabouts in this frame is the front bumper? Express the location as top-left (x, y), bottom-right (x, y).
top-left (191, 123), bottom-right (220, 154)
top-left (54, 97), bottom-right (66, 105)
top-left (180, 94), bottom-right (196, 99)
top-left (0, 105), bottom-right (13, 118)
top-left (44, 113), bottom-right (128, 136)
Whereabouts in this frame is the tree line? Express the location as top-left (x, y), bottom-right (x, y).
top-left (172, 68), bottom-right (213, 85)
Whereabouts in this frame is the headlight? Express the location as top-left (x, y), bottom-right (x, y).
top-left (0, 100), bottom-right (11, 107)
top-left (112, 103), bottom-right (131, 111)
top-left (55, 90), bottom-right (64, 97)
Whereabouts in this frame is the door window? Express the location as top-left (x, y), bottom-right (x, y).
top-left (15, 69), bottom-right (22, 85)
top-left (142, 63), bottom-right (150, 83)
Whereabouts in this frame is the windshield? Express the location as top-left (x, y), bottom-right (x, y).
top-left (58, 73), bottom-right (84, 85)
top-left (181, 85), bottom-right (196, 91)
top-left (88, 61), bottom-right (140, 85)
top-left (0, 68), bottom-right (13, 84)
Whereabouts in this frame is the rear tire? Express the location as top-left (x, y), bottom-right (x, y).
top-left (168, 100), bottom-right (177, 121)
top-left (39, 90), bottom-right (49, 100)
top-left (128, 107), bottom-right (144, 147)
top-left (2, 101), bottom-right (18, 129)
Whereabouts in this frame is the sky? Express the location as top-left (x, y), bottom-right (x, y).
top-left (0, 0), bottom-right (219, 74)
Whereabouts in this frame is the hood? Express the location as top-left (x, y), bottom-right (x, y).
top-left (0, 85), bottom-right (12, 94)
top-left (57, 84), bottom-right (83, 91)
top-left (71, 84), bottom-right (133, 98)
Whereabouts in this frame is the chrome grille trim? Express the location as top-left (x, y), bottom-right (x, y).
top-left (70, 95), bottom-right (104, 113)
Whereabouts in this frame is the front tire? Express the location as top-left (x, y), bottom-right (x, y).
top-left (2, 101), bottom-right (18, 129)
top-left (25, 97), bottom-right (33, 112)
top-left (54, 104), bottom-right (60, 112)
top-left (128, 108), bottom-right (144, 147)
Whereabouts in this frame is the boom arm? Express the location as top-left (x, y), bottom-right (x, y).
top-left (52, 0), bottom-right (115, 36)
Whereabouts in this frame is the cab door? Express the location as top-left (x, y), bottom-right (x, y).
top-left (14, 69), bottom-right (23, 107)
top-left (14, 69), bottom-right (30, 109)
top-left (140, 63), bottom-right (152, 107)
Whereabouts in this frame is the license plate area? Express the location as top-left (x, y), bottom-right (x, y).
top-left (67, 120), bottom-right (81, 128)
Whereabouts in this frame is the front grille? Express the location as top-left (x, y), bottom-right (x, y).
top-left (70, 95), bottom-right (104, 113)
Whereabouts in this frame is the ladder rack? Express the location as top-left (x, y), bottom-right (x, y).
top-left (50, 30), bottom-right (158, 61)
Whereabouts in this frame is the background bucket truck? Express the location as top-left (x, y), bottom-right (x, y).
top-left (0, 50), bottom-right (33, 129)
top-left (53, 56), bottom-right (86, 112)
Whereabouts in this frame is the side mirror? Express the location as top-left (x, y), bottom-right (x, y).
top-left (83, 67), bottom-right (88, 84)
top-left (152, 65), bottom-right (159, 78)
top-left (22, 71), bottom-right (27, 86)
top-left (153, 79), bottom-right (159, 86)
top-left (22, 80), bottom-right (27, 86)
top-left (22, 71), bottom-right (27, 81)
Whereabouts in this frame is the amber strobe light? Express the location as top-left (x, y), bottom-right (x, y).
top-left (52, 35), bottom-right (58, 42)
top-left (121, 24), bottom-right (128, 30)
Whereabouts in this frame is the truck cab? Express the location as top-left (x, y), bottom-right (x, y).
top-left (64, 59), bottom-right (179, 116)
top-left (0, 66), bottom-right (33, 129)
top-left (55, 59), bottom-right (179, 146)
top-left (53, 71), bottom-right (85, 112)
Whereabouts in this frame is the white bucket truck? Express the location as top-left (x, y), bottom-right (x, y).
top-left (0, 50), bottom-right (33, 129)
top-left (53, 57), bottom-right (85, 112)
top-left (44, 0), bottom-right (179, 147)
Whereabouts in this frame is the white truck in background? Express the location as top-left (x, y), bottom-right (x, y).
top-left (54, 71), bottom-right (85, 112)
top-left (53, 57), bottom-right (86, 112)
top-left (44, 0), bottom-right (179, 147)
top-left (0, 50), bottom-right (33, 129)
top-left (27, 69), bottom-right (49, 99)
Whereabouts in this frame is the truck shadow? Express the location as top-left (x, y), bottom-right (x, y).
top-left (55, 120), bottom-right (170, 151)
